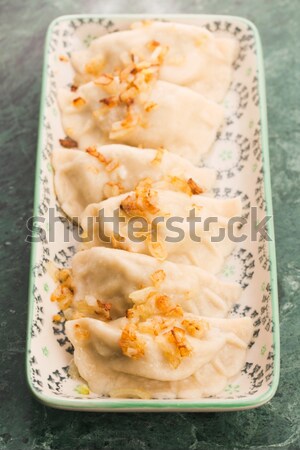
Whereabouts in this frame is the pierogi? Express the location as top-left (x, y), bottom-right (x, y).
top-left (53, 247), bottom-right (241, 320)
top-left (52, 144), bottom-right (216, 219)
top-left (80, 188), bottom-right (242, 273)
top-left (71, 21), bottom-right (238, 102)
top-left (57, 79), bottom-right (224, 163)
top-left (66, 315), bottom-right (252, 398)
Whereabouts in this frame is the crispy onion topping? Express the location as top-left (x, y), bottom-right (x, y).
top-left (59, 136), bottom-right (78, 148)
top-left (119, 323), bottom-right (146, 359)
top-left (72, 97), bottom-right (86, 108)
top-left (51, 269), bottom-right (111, 322)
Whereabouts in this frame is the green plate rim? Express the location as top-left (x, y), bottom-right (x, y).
top-left (26, 13), bottom-right (280, 412)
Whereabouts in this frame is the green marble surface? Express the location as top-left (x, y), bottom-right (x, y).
top-left (0, 0), bottom-right (299, 448)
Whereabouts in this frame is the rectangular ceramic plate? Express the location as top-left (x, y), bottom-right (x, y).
top-left (26, 14), bottom-right (280, 412)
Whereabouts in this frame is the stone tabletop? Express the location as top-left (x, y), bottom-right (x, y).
top-left (0, 0), bottom-right (299, 449)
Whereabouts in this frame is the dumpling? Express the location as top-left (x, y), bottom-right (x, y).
top-left (57, 77), bottom-right (224, 163)
top-left (52, 144), bottom-right (216, 219)
top-left (62, 247), bottom-right (241, 319)
top-left (80, 187), bottom-right (242, 273)
top-left (67, 344), bottom-right (228, 399)
top-left (65, 315), bottom-right (252, 398)
top-left (71, 21), bottom-right (238, 102)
